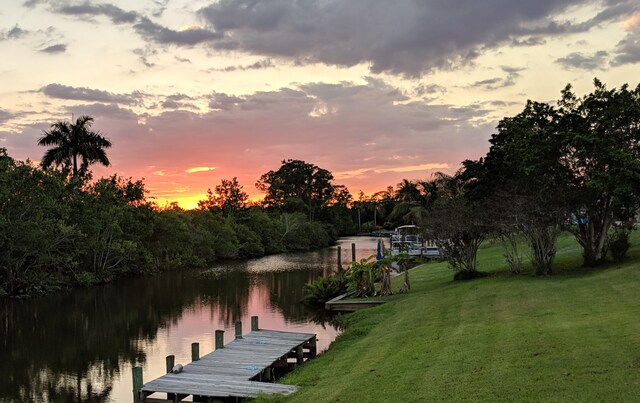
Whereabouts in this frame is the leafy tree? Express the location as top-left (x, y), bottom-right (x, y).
top-left (558, 80), bottom-right (640, 266)
top-left (468, 101), bottom-right (570, 275)
top-left (38, 115), bottom-right (111, 180)
top-left (198, 177), bottom-right (248, 217)
top-left (256, 159), bottom-right (337, 220)
top-left (426, 172), bottom-right (491, 279)
top-left (0, 149), bottom-right (78, 294)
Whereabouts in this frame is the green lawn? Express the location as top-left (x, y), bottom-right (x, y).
top-left (261, 232), bottom-right (640, 402)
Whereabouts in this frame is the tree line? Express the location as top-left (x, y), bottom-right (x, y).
top-left (2, 79), bottom-right (638, 296)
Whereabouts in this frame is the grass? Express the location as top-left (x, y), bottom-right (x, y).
top-left (259, 232), bottom-right (640, 402)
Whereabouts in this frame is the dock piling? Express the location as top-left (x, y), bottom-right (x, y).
top-left (235, 321), bottom-right (243, 339)
top-left (251, 316), bottom-right (259, 331)
top-left (192, 343), bottom-right (200, 361)
top-left (215, 330), bottom-right (225, 350)
top-left (132, 366), bottom-right (143, 403)
top-left (165, 355), bottom-right (175, 374)
top-left (295, 345), bottom-right (304, 365)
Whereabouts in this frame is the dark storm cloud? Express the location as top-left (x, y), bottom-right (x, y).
top-left (555, 50), bottom-right (609, 70)
top-left (41, 83), bottom-right (142, 104)
top-left (198, 0), bottom-right (633, 77)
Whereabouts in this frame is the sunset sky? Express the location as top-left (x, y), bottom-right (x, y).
top-left (1, 0), bottom-right (639, 208)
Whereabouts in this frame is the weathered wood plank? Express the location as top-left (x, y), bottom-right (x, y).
top-left (141, 329), bottom-right (315, 401)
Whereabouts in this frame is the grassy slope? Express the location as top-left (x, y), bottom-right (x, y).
top-left (262, 233), bottom-right (640, 402)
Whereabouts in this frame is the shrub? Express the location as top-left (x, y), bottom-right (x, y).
top-left (609, 227), bottom-right (631, 262)
top-left (301, 273), bottom-right (349, 305)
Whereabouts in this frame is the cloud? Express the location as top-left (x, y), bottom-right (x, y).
top-left (185, 166), bottom-right (216, 173)
top-left (175, 55), bottom-right (192, 64)
top-left (334, 163), bottom-right (451, 180)
top-left (198, 0), bottom-right (633, 77)
top-left (468, 66), bottom-right (524, 90)
top-left (611, 27), bottom-right (640, 66)
top-left (5, 25), bottom-right (27, 39)
top-left (7, 27), bottom-right (25, 39)
top-left (41, 83), bottom-right (143, 104)
top-left (56, 2), bottom-right (222, 46)
top-left (414, 84), bottom-right (447, 96)
top-left (39, 43), bottom-right (66, 53)
top-left (214, 58), bottom-right (275, 72)
top-left (133, 17), bottom-right (223, 45)
top-left (0, 109), bottom-right (14, 123)
top-left (8, 79), bottom-right (495, 203)
top-left (57, 3), bottom-right (138, 24)
top-left (555, 50), bottom-right (609, 70)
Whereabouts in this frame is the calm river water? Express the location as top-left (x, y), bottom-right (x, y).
top-left (0, 236), bottom-right (379, 403)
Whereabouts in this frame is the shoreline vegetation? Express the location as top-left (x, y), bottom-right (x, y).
top-left (3, 79), bottom-right (640, 300)
top-left (260, 231), bottom-right (640, 402)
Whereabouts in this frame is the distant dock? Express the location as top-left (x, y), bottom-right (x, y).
top-left (133, 317), bottom-right (316, 402)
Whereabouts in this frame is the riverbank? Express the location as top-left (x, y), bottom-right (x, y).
top-left (261, 232), bottom-right (640, 401)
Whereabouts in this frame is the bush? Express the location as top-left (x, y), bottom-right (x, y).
top-left (301, 273), bottom-right (349, 305)
top-left (609, 227), bottom-right (631, 262)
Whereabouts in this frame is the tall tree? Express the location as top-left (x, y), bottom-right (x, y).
top-left (38, 115), bottom-right (111, 180)
top-left (558, 80), bottom-right (640, 265)
top-left (198, 177), bottom-right (248, 217)
top-left (472, 100), bottom-right (570, 275)
top-left (256, 159), bottom-right (336, 220)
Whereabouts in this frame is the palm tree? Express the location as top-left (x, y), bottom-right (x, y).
top-left (38, 115), bottom-right (111, 180)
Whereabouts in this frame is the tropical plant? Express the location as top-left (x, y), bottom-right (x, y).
top-left (38, 115), bottom-right (111, 180)
top-left (301, 272), bottom-right (349, 305)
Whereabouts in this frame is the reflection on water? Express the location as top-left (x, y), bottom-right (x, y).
top-left (0, 237), bottom-right (378, 402)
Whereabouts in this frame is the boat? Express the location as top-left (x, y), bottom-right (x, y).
top-left (389, 225), bottom-right (441, 260)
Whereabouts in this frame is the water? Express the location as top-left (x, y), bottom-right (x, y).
top-left (0, 237), bottom-right (379, 402)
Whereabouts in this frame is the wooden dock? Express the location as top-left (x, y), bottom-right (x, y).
top-left (134, 317), bottom-right (316, 402)
top-left (325, 291), bottom-right (385, 312)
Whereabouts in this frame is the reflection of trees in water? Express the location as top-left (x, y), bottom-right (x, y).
top-left (260, 269), bottom-right (329, 322)
top-left (0, 261), bottom-right (342, 402)
top-left (0, 271), bottom-right (224, 402)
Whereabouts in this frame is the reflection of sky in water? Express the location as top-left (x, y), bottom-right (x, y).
top-left (107, 237), bottom-right (380, 402)
top-left (0, 238), bottom-right (380, 402)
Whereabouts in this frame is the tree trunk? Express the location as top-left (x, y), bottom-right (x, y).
top-left (525, 225), bottom-right (559, 275)
top-left (572, 200), bottom-right (614, 267)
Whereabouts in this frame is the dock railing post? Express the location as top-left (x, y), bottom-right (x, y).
top-left (337, 246), bottom-right (343, 270)
top-left (235, 321), bottom-right (243, 339)
top-left (352, 243), bottom-right (356, 262)
top-left (132, 366), bottom-right (143, 403)
top-left (215, 330), bottom-right (225, 350)
top-left (251, 316), bottom-right (259, 331)
top-left (165, 355), bottom-right (175, 373)
top-left (191, 343), bottom-right (200, 361)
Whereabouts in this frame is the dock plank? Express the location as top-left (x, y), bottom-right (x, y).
top-left (140, 328), bottom-right (316, 401)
